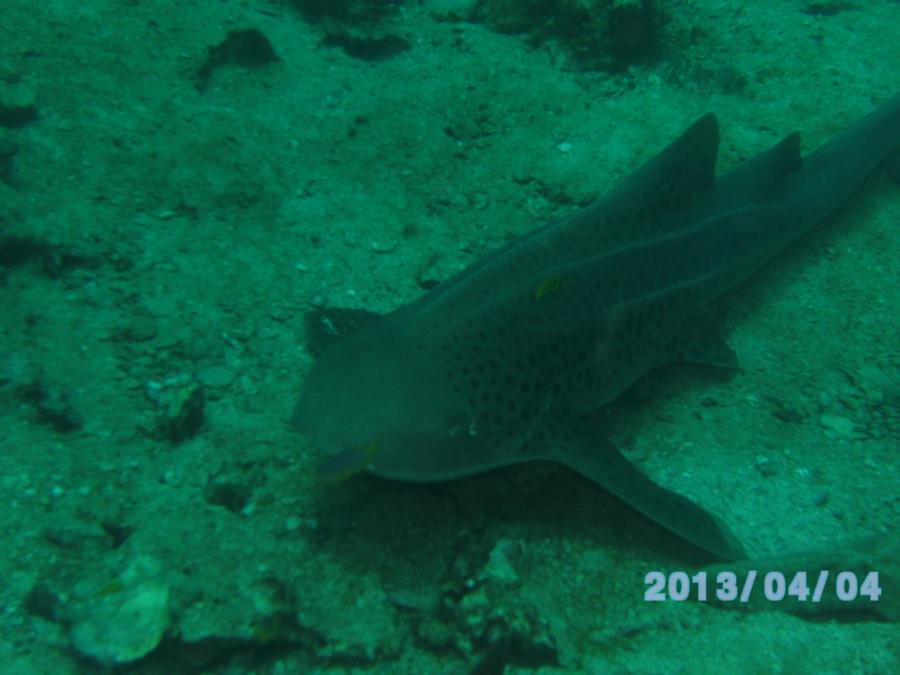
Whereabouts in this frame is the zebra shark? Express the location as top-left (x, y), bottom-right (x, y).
top-left (293, 92), bottom-right (900, 560)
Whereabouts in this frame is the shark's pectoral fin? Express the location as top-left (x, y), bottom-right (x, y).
top-left (672, 317), bottom-right (738, 370)
top-left (303, 307), bottom-right (387, 356)
top-left (550, 422), bottom-right (747, 561)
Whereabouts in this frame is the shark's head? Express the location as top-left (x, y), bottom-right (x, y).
top-left (292, 325), bottom-right (475, 483)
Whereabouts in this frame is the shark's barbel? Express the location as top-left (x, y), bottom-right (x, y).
top-left (294, 93), bottom-right (900, 560)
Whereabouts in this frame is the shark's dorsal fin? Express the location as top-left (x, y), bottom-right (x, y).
top-left (563, 113), bottom-right (719, 247)
top-left (605, 112), bottom-right (719, 209)
top-left (639, 112), bottom-right (720, 200)
top-left (612, 113), bottom-right (719, 207)
top-left (719, 131), bottom-right (803, 200)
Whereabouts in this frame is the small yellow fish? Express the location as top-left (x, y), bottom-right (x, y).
top-left (318, 439), bottom-right (381, 484)
top-left (533, 276), bottom-right (571, 302)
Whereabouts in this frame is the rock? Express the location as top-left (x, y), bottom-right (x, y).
top-left (0, 129), bottom-right (16, 183)
top-left (482, 538), bottom-right (522, 585)
top-left (819, 413), bottom-right (859, 440)
top-left (0, 81), bottom-right (37, 128)
top-left (754, 454), bottom-right (776, 477)
top-left (69, 560), bottom-right (171, 666)
top-left (295, 569), bottom-right (401, 662)
top-left (145, 376), bottom-right (205, 442)
top-left (31, 384), bottom-right (83, 432)
top-left (203, 481), bottom-right (251, 514)
top-left (195, 28), bottom-right (280, 91)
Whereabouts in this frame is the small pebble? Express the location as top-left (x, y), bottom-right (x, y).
top-left (370, 240), bottom-right (397, 253)
top-left (819, 413), bottom-right (856, 440)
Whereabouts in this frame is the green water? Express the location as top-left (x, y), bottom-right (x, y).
top-left (0, 1), bottom-right (897, 673)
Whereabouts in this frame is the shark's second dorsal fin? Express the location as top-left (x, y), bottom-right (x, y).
top-left (718, 131), bottom-right (803, 200)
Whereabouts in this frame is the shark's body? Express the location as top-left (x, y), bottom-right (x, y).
top-left (294, 93), bottom-right (900, 560)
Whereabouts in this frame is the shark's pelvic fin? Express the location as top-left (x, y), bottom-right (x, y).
top-left (550, 422), bottom-right (747, 561)
top-left (672, 316), bottom-right (739, 370)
